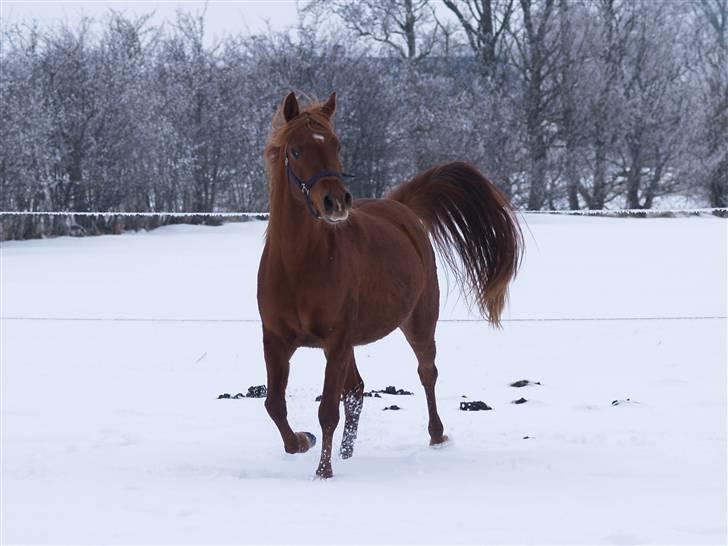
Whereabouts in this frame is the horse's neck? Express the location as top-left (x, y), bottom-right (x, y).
top-left (267, 172), bottom-right (330, 272)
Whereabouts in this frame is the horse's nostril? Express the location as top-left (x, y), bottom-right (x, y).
top-left (344, 192), bottom-right (352, 208)
top-left (323, 194), bottom-right (335, 212)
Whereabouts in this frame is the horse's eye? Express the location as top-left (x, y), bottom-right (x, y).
top-left (291, 148), bottom-right (301, 160)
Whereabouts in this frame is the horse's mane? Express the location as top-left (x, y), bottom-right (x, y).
top-left (264, 98), bottom-right (334, 230)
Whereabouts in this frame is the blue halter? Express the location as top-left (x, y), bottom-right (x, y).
top-left (284, 150), bottom-right (354, 219)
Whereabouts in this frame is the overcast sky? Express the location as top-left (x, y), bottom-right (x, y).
top-left (1, 1), bottom-right (302, 42)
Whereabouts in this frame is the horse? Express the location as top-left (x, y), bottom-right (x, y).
top-left (256, 91), bottom-right (522, 478)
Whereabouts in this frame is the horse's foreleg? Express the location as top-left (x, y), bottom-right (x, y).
top-left (316, 344), bottom-right (353, 478)
top-left (340, 356), bottom-right (364, 459)
top-left (263, 331), bottom-right (315, 454)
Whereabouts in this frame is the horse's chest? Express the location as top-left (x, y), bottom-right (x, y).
top-left (258, 257), bottom-right (353, 344)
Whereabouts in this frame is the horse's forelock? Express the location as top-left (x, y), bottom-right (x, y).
top-left (265, 100), bottom-right (334, 167)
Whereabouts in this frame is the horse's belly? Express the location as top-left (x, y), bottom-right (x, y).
top-left (351, 320), bottom-right (403, 346)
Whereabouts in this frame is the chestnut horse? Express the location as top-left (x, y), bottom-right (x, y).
top-left (257, 92), bottom-right (522, 478)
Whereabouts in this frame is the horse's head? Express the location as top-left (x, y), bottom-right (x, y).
top-left (272, 91), bottom-right (352, 223)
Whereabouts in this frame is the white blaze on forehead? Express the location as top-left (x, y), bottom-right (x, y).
top-left (312, 133), bottom-right (325, 142)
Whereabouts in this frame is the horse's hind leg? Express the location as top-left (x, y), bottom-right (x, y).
top-left (263, 330), bottom-right (315, 454)
top-left (340, 356), bottom-right (364, 459)
top-left (401, 296), bottom-right (447, 446)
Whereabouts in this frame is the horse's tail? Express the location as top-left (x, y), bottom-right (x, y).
top-left (387, 161), bottom-right (523, 327)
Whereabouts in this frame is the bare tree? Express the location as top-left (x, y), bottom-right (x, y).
top-left (575, 0), bottom-right (636, 209)
top-left (510, 0), bottom-right (559, 209)
top-left (308, 0), bottom-right (438, 61)
top-left (617, 1), bottom-right (691, 209)
top-left (0, 25), bottom-right (54, 237)
top-left (1, 1), bottom-right (722, 240)
top-left (557, 0), bottom-right (581, 209)
top-left (691, 0), bottom-right (728, 207)
top-left (441, 0), bottom-right (515, 79)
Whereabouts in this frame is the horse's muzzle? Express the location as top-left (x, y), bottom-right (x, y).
top-left (322, 190), bottom-right (352, 223)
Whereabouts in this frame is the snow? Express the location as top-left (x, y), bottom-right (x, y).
top-left (1, 214), bottom-right (726, 545)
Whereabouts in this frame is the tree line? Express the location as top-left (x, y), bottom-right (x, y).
top-left (1, 0), bottom-right (726, 240)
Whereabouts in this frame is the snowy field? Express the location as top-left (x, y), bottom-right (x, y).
top-left (1, 214), bottom-right (726, 545)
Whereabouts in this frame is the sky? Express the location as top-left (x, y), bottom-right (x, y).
top-left (1, 1), bottom-right (302, 42)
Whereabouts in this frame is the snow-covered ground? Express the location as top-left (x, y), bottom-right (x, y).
top-left (1, 214), bottom-right (726, 545)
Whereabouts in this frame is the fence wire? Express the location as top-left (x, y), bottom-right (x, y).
top-left (2, 208), bottom-right (724, 325)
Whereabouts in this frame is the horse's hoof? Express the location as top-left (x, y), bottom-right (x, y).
top-left (429, 434), bottom-right (450, 448)
top-left (295, 432), bottom-right (317, 453)
top-left (316, 465), bottom-right (334, 479)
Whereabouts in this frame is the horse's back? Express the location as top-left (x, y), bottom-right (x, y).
top-left (351, 198), bottom-right (432, 268)
top-left (352, 198), bottom-right (427, 242)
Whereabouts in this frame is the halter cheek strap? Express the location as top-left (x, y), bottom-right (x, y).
top-left (284, 150), bottom-right (354, 220)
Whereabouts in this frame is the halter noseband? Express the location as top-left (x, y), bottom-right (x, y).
top-left (284, 149), bottom-right (354, 219)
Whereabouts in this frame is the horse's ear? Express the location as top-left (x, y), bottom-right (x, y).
top-left (321, 91), bottom-right (336, 118)
top-left (283, 92), bottom-right (299, 122)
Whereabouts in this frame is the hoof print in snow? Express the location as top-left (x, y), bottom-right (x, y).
top-left (459, 401), bottom-right (492, 411)
top-left (510, 380), bottom-right (541, 388)
top-left (522, 435), bottom-right (533, 440)
top-left (246, 385), bottom-right (267, 398)
top-left (512, 397), bottom-right (528, 404)
top-left (233, 393), bottom-right (245, 399)
top-left (315, 395), bottom-right (322, 402)
top-left (611, 398), bottom-right (638, 406)
top-left (383, 405), bottom-right (401, 411)
top-left (217, 393), bottom-right (231, 399)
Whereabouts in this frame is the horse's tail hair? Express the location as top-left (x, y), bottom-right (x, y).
top-left (387, 161), bottom-right (523, 327)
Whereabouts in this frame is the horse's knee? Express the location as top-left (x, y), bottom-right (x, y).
top-left (318, 401), bottom-right (340, 434)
